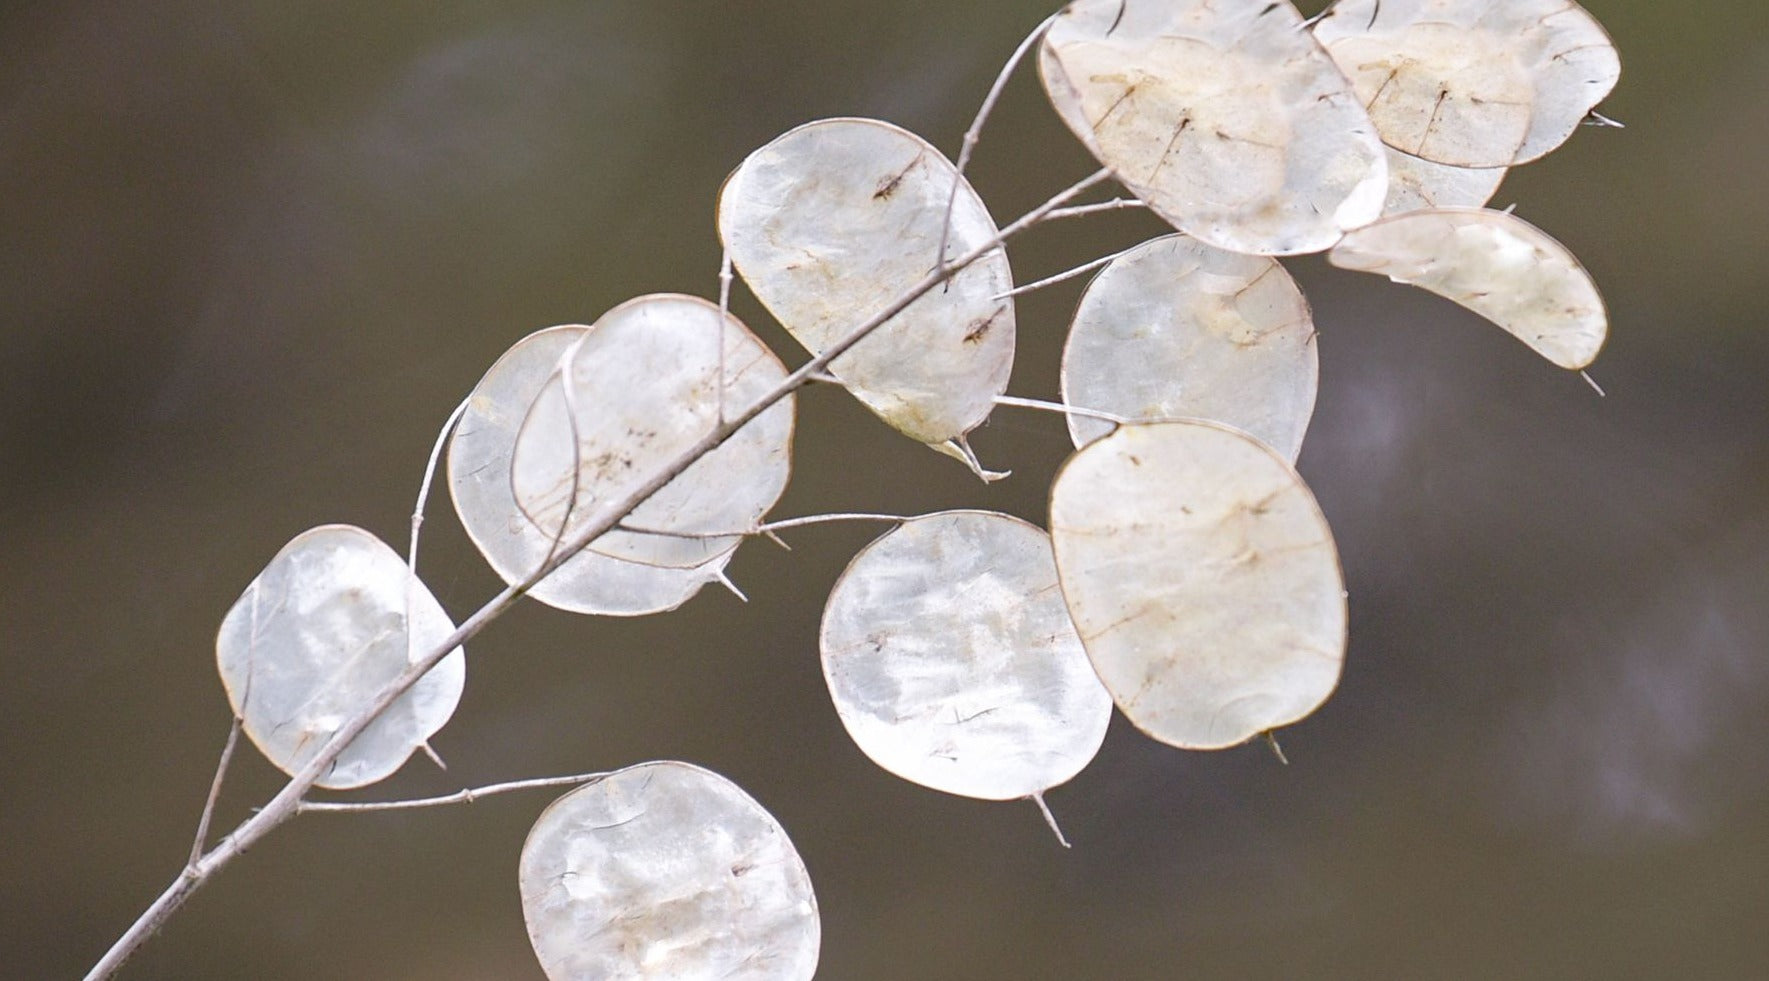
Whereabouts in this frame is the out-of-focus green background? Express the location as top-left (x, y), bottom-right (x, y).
top-left (5, 1), bottom-right (1767, 977)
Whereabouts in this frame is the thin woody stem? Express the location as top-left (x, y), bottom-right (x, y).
top-left (992, 394), bottom-right (1134, 426)
top-left (1042, 197), bottom-right (1146, 221)
top-left (617, 512), bottom-right (909, 542)
top-left (299, 770), bottom-right (616, 815)
top-left (992, 245), bottom-right (1137, 301)
top-left (409, 397), bottom-right (470, 572)
top-left (936, 13), bottom-right (1058, 266)
top-left (187, 719), bottom-right (240, 867)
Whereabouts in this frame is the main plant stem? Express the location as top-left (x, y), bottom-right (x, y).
top-left (83, 167), bottom-right (1112, 981)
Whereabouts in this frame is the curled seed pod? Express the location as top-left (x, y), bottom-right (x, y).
top-left (1329, 207), bottom-right (1607, 370)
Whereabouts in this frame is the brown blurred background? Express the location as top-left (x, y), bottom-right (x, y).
top-left (5, 1), bottom-right (1768, 977)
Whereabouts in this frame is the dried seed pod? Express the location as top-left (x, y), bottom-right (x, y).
top-left (820, 511), bottom-right (1111, 800)
top-left (216, 525), bottom-right (466, 789)
top-left (1040, 0), bottom-right (1388, 255)
top-left (448, 324), bottom-right (739, 616)
top-left (520, 762), bottom-right (820, 981)
top-left (1049, 422), bottom-right (1347, 750)
top-left (718, 117), bottom-right (1015, 445)
top-left (1061, 233), bottom-right (1317, 461)
top-left (1329, 207), bottom-right (1607, 369)
top-left (1313, 0), bottom-right (1620, 167)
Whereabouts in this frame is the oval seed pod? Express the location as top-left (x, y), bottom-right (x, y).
top-left (1313, 0), bottom-right (1620, 167)
top-left (215, 524), bottom-right (466, 789)
top-left (520, 762), bottom-right (820, 981)
top-left (1061, 233), bottom-right (1318, 461)
top-left (1039, 0), bottom-right (1388, 256)
top-left (509, 294), bottom-right (794, 574)
top-left (1049, 422), bottom-right (1347, 750)
top-left (820, 511), bottom-right (1112, 801)
top-left (1328, 207), bottom-right (1607, 369)
top-left (718, 117), bottom-right (1014, 446)
top-left (1381, 147), bottom-right (1506, 217)
top-left (448, 325), bottom-right (734, 616)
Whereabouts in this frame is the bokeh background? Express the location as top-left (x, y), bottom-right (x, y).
top-left (5, 1), bottom-right (1768, 977)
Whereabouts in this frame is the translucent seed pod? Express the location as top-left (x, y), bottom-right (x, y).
top-left (820, 511), bottom-right (1112, 800)
top-left (1329, 207), bottom-right (1607, 370)
top-left (520, 762), bottom-right (820, 981)
top-left (216, 524), bottom-right (466, 789)
top-left (1049, 422), bottom-right (1347, 750)
top-left (1040, 0), bottom-right (1388, 255)
top-left (448, 324), bottom-right (737, 616)
top-left (718, 117), bottom-right (1014, 446)
top-left (1313, 0), bottom-right (1621, 167)
top-left (1061, 233), bottom-right (1318, 461)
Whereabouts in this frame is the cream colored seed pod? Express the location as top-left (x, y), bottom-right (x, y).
top-left (1329, 207), bottom-right (1607, 370)
top-left (215, 524), bottom-right (466, 789)
top-left (1040, 0), bottom-right (1389, 255)
top-left (1313, 0), bottom-right (1620, 168)
top-left (718, 117), bottom-right (1015, 449)
top-left (1060, 233), bottom-right (1318, 462)
top-left (520, 762), bottom-right (820, 981)
top-left (1049, 421), bottom-right (1347, 751)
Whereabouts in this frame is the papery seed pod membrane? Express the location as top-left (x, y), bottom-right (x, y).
top-left (1040, 0), bottom-right (1388, 255)
top-left (1313, 0), bottom-right (1620, 167)
top-left (520, 762), bottom-right (820, 981)
top-left (1049, 422), bottom-right (1347, 750)
top-left (719, 117), bottom-right (1015, 447)
top-left (1329, 207), bottom-right (1607, 370)
top-left (1061, 233), bottom-right (1318, 461)
top-left (449, 324), bottom-right (744, 616)
top-left (820, 511), bottom-right (1112, 800)
top-left (216, 524), bottom-right (466, 789)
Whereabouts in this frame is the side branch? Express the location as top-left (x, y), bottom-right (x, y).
top-left (299, 771), bottom-right (616, 814)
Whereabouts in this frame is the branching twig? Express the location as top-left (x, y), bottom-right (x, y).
top-left (992, 245), bottom-right (1137, 301)
top-left (993, 394), bottom-right (1133, 427)
top-left (936, 13), bottom-right (1058, 266)
top-left (757, 513), bottom-right (909, 534)
top-left (409, 397), bottom-right (471, 572)
top-left (83, 166), bottom-right (1111, 981)
top-left (408, 397), bottom-right (470, 673)
top-left (1043, 196), bottom-right (1146, 221)
top-left (618, 513), bottom-right (909, 542)
top-left (298, 770), bottom-right (615, 815)
top-left (718, 247), bottom-right (734, 424)
top-left (187, 719), bottom-right (241, 867)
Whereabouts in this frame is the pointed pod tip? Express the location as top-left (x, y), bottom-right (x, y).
top-left (1031, 792), bottom-right (1073, 849)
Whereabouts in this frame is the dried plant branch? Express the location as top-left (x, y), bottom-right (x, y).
top-left (993, 394), bottom-right (1133, 426)
top-left (936, 13), bottom-right (1057, 265)
top-left (992, 246), bottom-right (1137, 300)
top-left (1043, 196), bottom-right (1147, 221)
top-left (83, 165), bottom-right (1111, 981)
top-left (187, 718), bottom-right (241, 867)
top-left (298, 770), bottom-right (616, 815)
